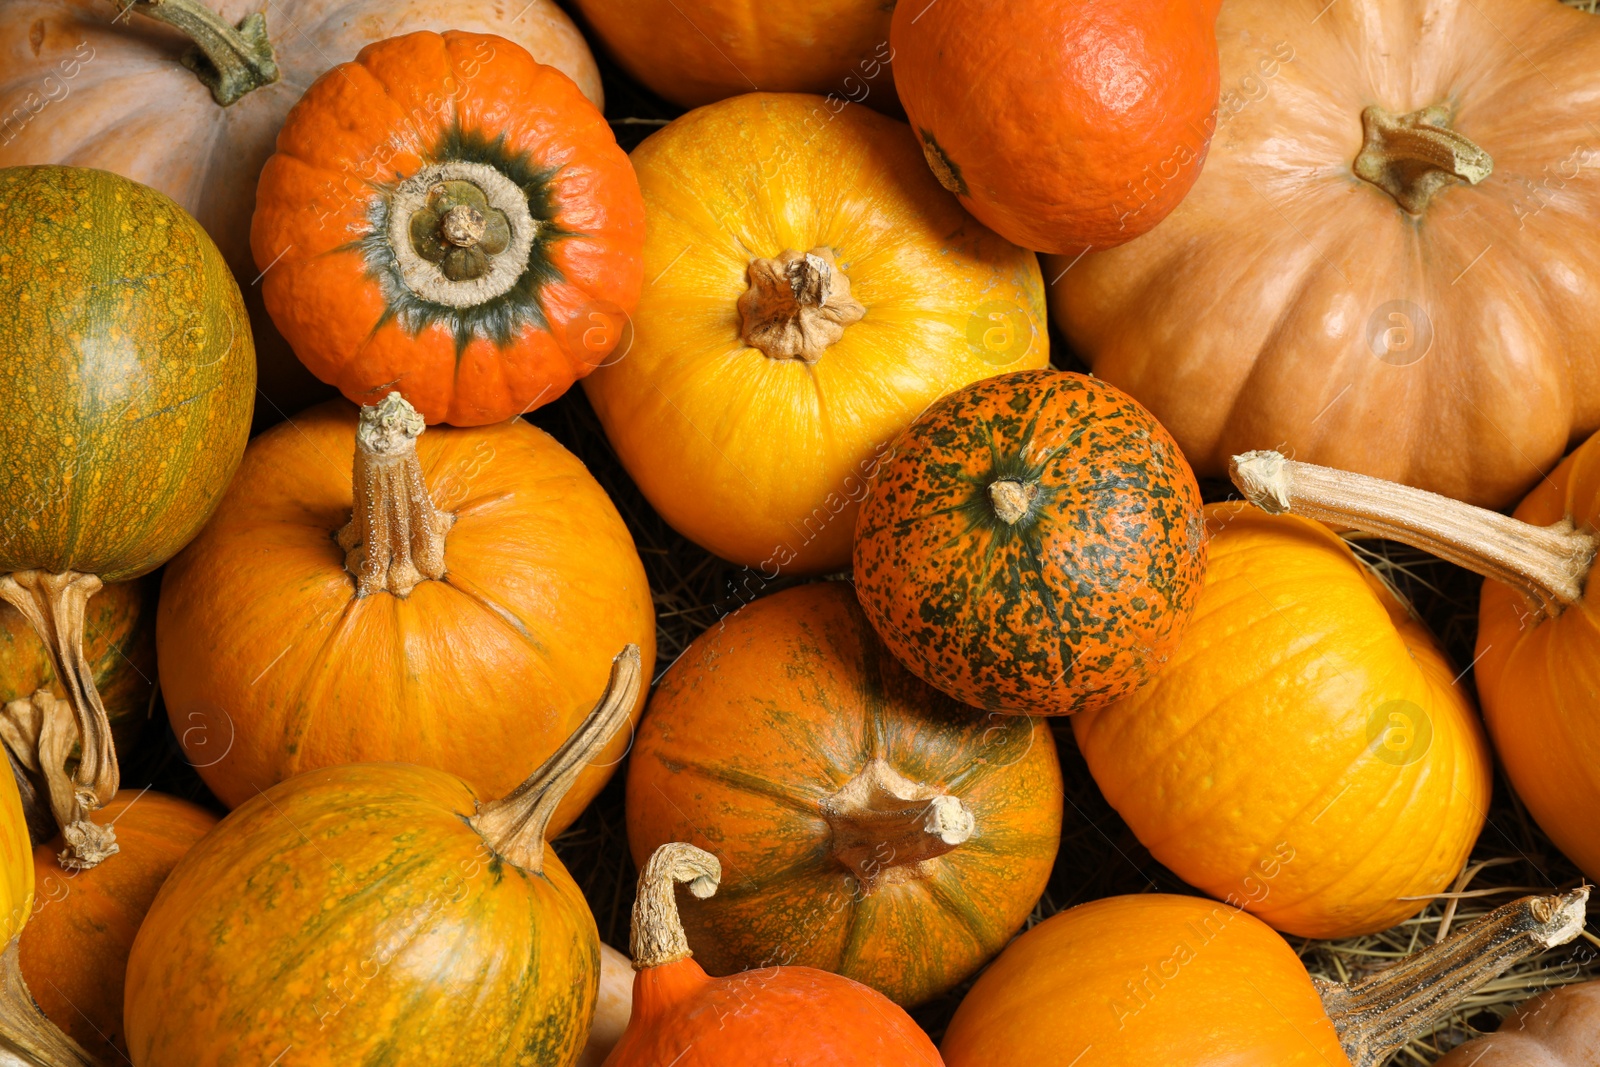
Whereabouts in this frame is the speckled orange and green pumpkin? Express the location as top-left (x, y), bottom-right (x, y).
top-left (625, 582), bottom-right (1063, 1007)
top-left (0, 165), bottom-right (254, 582)
top-left (0, 577), bottom-right (154, 753)
top-left (853, 369), bottom-right (1207, 716)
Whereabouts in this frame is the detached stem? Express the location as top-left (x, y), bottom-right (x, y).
top-left (820, 759), bottom-right (975, 892)
top-left (0, 575), bottom-right (117, 869)
top-left (1353, 104), bottom-right (1492, 215)
top-left (630, 842), bottom-right (721, 970)
top-left (0, 940), bottom-right (100, 1067)
top-left (737, 248), bottom-right (865, 363)
top-left (1317, 889), bottom-right (1589, 1067)
top-left (115, 0), bottom-right (280, 107)
top-left (469, 646), bottom-right (641, 874)
top-left (1229, 451), bottom-right (1596, 619)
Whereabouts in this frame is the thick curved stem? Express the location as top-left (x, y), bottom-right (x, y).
top-left (0, 576), bottom-right (117, 870)
top-left (737, 248), bottom-right (865, 362)
top-left (1230, 451), bottom-right (1595, 619)
top-left (630, 842), bottom-right (721, 970)
top-left (336, 394), bottom-right (455, 599)
top-left (469, 646), bottom-right (641, 874)
top-left (1317, 888), bottom-right (1588, 1067)
top-left (0, 940), bottom-right (100, 1067)
top-left (115, 0), bottom-right (280, 107)
top-left (820, 759), bottom-right (974, 892)
top-left (1353, 104), bottom-right (1492, 215)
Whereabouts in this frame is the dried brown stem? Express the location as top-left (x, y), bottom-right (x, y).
top-left (0, 939), bottom-right (99, 1066)
top-left (1353, 104), bottom-right (1492, 214)
top-left (821, 759), bottom-right (974, 892)
top-left (630, 842), bottom-right (721, 970)
top-left (737, 248), bottom-right (865, 362)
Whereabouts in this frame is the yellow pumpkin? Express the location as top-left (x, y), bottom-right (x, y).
top-left (582, 92), bottom-right (1047, 575)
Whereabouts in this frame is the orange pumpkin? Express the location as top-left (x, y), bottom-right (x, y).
top-left (251, 30), bottom-right (644, 426)
top-left (890, 0), bottom-right (1222, 253)
top-left (18, 791), bottom-right (216, 1063)
top-left (942, 889), bottom-right (1590, 1067)
top-left (1073, 502), bottom-right (1491, 938)
top-left (626, 582), bottom-right (1061, 1006)
top-left (602, 842), bottom-right (944, 1067)
top-left (1435, 981), bottom-right (1600, 1066)
top-left (0, 0), bottom-right (602, 424)
top-left (853, 369), bottom-right (1207, 716)
top-left (1049, 0), bottom-right (1600, 509)
top-left (157, 394), bottom-right (653, 835)
top-left (1229, 442), bottom-right (1600, 887)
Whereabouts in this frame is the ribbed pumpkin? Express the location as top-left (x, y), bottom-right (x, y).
top-left (626, 582), bottom-right (1061, 1007)
top-left (602, 842), bottom-right (944, 1067)
top-left (1229, 442), bottom-right (1600, 886)
top-left (853, 368), bottom-right (1207, 716)
top-left (571, 1), bottom-right (896, 110)
top-left (1073, 502), bottom-right (1492, 938)
top-left (157, 395), bottom-right (653, 834)
top-left (582, 92), bottom-right (1047, 575)
top-left (251, 29), bottom-right (644, 426)
top-left (124, 649), bottom-right (639, 1067)
top-left (941, 890), bottom-right (1590, 1067)
top-left (0, 0), bottom-right (602, 425)
top-left (18, 791), bottom-right (216, 1063)
top-left (1435, 981), bottom-right (1600, 1066)
top-left (0, 165), bottom-right (253, 865)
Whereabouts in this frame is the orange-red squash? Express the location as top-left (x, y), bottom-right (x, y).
top-left (853, 369), bottom-right (1207, 716)
top-left (1435, 981), bottom-right (1600, 1066)
top-left (157, 395), bottom-right (653, 834)
top-left (602, 842), bottom-right (944, 1067)
top-left (626, 582), bottom-right (1061, 1006)
top-left (251, 30), bottom-right (644, 426)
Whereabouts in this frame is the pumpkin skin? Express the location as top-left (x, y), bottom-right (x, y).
top-left (571, 0), bottom-right (895, 111)
top-left (1073, 503), bottom-right (1490, 938)
top-left (1435, 981), bottom-right (1600, 1066)
top-left (576, 943), bottom-right (633, 1067)
top-left (123, 762), bottom-right (601, 1066)
top-left (156, 400), bottom-right (654, 834)
top-left (1048, 0), bottom-right (1600, 509)
top-left (0, 165), bottom-right (254, 583)
top-left (853, 369), bottom-right (1207, 716)
top-left (582, 93), bottom-right (1046, 574)
top-left (17, 791), bottom-right (216, 1063)
top-left (251, 30), bottom-right (644, 426)
top-left (0, 0), bottom-right (602, 425)
top-left (625, 582), bottom-right (1062, 1007)
top-left (940, 894), bottom-right (1351, 1067)
top-left (890, 0), bottom-right (1222, 253)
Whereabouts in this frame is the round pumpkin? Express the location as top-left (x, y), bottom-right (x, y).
top-left (942, 889), bottom-right (1591, 1067)
top-left (124, 648), bottom-right (639, 1066)
top-left (0, 164), bottom-right (253, 866)
top-left (853, 368), bottom-right (1207, 716)
top-left (602, 842), bottom-right (944, 1067)
top-left (0, 0), bottom-right (602, 424)
top-left (1435, 981), bottom-right (1600, 1066)
top-left (1229, 441), bottom-right (1600, 887)
top-left (1073, 502), bottom-right (1491, 938)
top-left (626, 581), bottom-right (1061, 1006)
top-left (890, 0), bottom-right (1222, 253)
top-left (581, 92), bottom-right (1047, 575)
top-left (157, 394), bottom-right (654, 834)
top-left (1048, 0), bottom-right (1600, 509)
top-left (251, 29), bottom-right (644, 426)
top-left (571, 0), bottom-right (895, 111)
top-left (577, 943), bottom-right (633, 1067)
top-left (18, 791), bottom-right (216, 1063)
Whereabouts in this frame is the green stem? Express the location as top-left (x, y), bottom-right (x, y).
top-left (116, 0), bottom-right (279, 107)
top-left (1353, 104), bottom-right (1492, 215)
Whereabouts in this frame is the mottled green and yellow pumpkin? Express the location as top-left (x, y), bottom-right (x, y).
top-left (853, 368), bottom-right (1207, 716)
top-left (0, 165), bottom-right (253, 865)
top-left (124, 649), bottom-right (640, 1067)
top-left (626, 582), bottom-right (1062, 1007)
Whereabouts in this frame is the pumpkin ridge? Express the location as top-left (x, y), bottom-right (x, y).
top-left (699, 850), bottom-right (842, 904)
top-left (278, 595), bottom-right (367, 780)
top-left (651, 755), bottom-right (826, 816)
top-left (917, 866), bottom-right (999, 950)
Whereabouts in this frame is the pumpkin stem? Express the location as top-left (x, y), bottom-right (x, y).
top-left (988, 479), bottom-right (1037, 525)
top-left (738, 248), bottom-right (866, 363)
top-left (821, 759), bottom-right (975, 892)
top-left (630, 842), bottom-right (721, 971)
top-left (1353, 104), bottom-right (1492, 215)
top-left (469, 646), bottom-right (642, 874)
top-left (1316, 888), bottom-right (1588, 1067)
top-left (0, 574), bottom-right (118, 870)
top-left (1230, 451), bottom-right (1596, 619)
top-left (336, 394), bottom-right (456, 599)
top-left (115, 0), bottom-right (280, 107)
top-left (0, 939), bottom-right (100, 1067)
